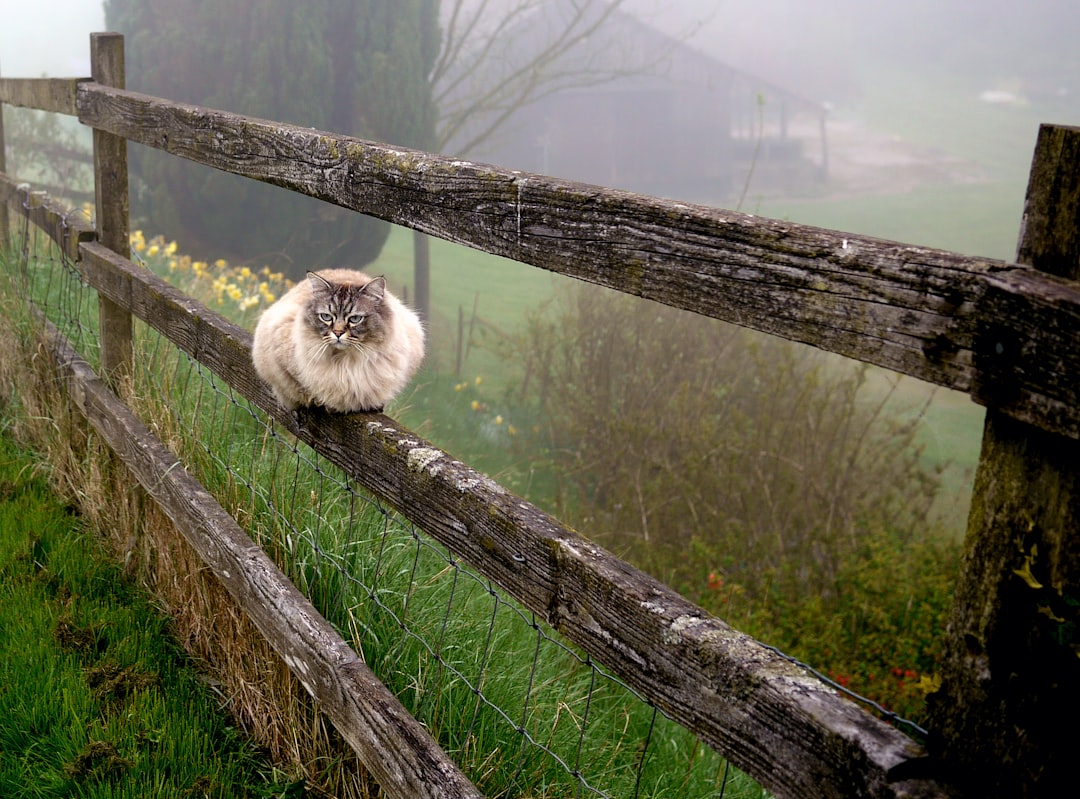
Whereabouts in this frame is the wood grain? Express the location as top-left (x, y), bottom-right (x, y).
top-left (928, 123), bottom-right (1080, 797)
top-left (0, 77), bottom-right (84, 115)
top-left (78, 240), bottom-right (955, 799)
top-left (74, 81), bottom-right (1080, 438)
top-left (40, 311), bottom-right (483, 799)
top-left (89, 35), bottom-right (132, 384)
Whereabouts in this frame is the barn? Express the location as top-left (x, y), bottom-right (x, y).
top-left (440, 2), bottom-right (829, 203)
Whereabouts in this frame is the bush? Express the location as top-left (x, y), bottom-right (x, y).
top-left (698, 528), bottom-right (957, 725)
top-left (497, 283), bottom-right (959, 725)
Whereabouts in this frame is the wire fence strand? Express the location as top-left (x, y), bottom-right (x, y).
top-left (7, 220), bottom-right (780, 798)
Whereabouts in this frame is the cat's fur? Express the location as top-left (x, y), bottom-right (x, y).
top-left (252, 269), bottom-right (425, 413)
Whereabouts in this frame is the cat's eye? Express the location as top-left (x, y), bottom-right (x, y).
top-left (347, 314), bottom-right (365, 326)
top-left (318, 312), bottom-right (333, 324)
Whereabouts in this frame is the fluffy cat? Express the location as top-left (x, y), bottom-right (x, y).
top-left (252, 269), bottom-right (425, 413)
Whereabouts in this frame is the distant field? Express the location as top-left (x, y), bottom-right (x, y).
top-left (363, 66), bottom-right (1076, 539)
top-left (370, 225), bottom-right (565, 381)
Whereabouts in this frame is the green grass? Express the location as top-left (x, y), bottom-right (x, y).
top-left (8, 56), bottom-right (1045, 788)
top-left (759, 181), bottom-right (1023, 261)
top-left (369, 217), bottom-right (989, 537)
top-left (0, 430), bottom-right (292, 798)
top-left (745, 64), bottom-right (1074, 532)
top-left (144, 353), bottom-right (759, 798)
top-left (18, 238), bottom-right (758, 797)
top-left (369, 225), bottom-right (570, 387)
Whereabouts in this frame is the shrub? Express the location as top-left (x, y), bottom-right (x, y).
top-left (497, 282), bottom-right (959, 725)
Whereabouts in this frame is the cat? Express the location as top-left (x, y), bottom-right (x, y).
top-left (252, 269), bottom-right (425, 414)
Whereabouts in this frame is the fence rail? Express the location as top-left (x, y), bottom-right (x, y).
top-left (37, 310), bottom-right (482, 799)
top-left (70, 80), bottom-right (1080, 440)
top-left (4, 32), bottom-right (1080, 799)
top-left (0, 180), bottom-right (94, 261)
top-left (3, 177), bottom-right (941, 797)
top-left (0, 76), bottom-right (84, 115)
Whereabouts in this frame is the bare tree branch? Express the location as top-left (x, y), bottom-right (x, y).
top-left (412, 0), bottom-right (716, 321)
top-left (433, 0), bottom-right (706, 156)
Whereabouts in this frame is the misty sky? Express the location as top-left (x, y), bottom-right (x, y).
top-left (0, 0), bottom-right (102, 76)
top-left (4, 0), bottom-right (1080, 253)
top-left (6, 0), bottom-right (1080, 95)
top-left (5, 0), bottom-right (1079, 110)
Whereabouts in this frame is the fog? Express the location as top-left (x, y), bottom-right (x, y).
top-left (5, 0), bottom-right (1078, 259)
top-left (629, 0), bottom-right (1080, 103)
top-left (0, 0), bottom-right (101, 76)
top-left (4, 0), bottom-right (1076, 626)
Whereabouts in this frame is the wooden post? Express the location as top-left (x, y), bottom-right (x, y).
top-left (927, 124), bottom-right (1080, 796)
top-left (90, 32), bottom-right (132, 383)
top-left (412, 228), bottom-right (430, 322)
top-left (0, 61), bottom-right (9, 240)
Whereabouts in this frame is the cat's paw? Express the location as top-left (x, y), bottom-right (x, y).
top-left (290, 405), bottom-right (313, 431)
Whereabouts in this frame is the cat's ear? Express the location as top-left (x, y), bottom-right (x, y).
top-left (362, 276), bottom-right (386, 301)
top-left (307, 271), bottom-right (333, 291)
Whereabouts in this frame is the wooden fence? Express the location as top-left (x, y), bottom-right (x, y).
top-left (2, 32), bottom-right (1079, 799)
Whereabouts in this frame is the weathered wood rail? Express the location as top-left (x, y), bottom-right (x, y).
top-left (69, 80), bottom-right (1080, 441)
top-left (3, 31), bottom-right (1079, 799)
top-left (40, 310), bottom-right (483, 799)
top-left (0, 167), bottom-right (949, 799)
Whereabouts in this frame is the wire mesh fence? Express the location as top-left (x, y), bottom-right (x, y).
top-left (6, 216), bottom-right (770, 798)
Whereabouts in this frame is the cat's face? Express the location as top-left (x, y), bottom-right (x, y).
top-left (305, 273), bottom-right (387, 350)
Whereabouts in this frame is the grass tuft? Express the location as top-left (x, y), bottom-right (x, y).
top-left (0, 398), bottom-right (293, 797)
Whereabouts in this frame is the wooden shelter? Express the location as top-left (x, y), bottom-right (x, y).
top-left (445, 2), bottom-right (829, 200)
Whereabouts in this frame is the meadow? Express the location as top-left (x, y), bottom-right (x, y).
top-left (111, 206), bottom-right (961, 732)
top-left (1, 236), bottom-right (769, 798)
top-left (0, 426), bottom-right (293, 798)
top-left (320, 73), bottom-right (1065, 727)
top-left (361, 60), bottom-right (1067, 539)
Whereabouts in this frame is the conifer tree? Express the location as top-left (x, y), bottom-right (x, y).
top-left (104, 0), bottom-right (438, 274)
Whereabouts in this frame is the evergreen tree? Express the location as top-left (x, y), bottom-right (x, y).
top-left (105, 0), bottom-right (438, 275)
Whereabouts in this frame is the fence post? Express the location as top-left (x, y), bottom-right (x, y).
top-left (927, 123), bottom-right (1080, 796)
top-left (413, 229), bottom-right (430, 321)
top-left (90, 32), bottom-right (132, 383)
top-left (0, 62), bottom-right (8, 240)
